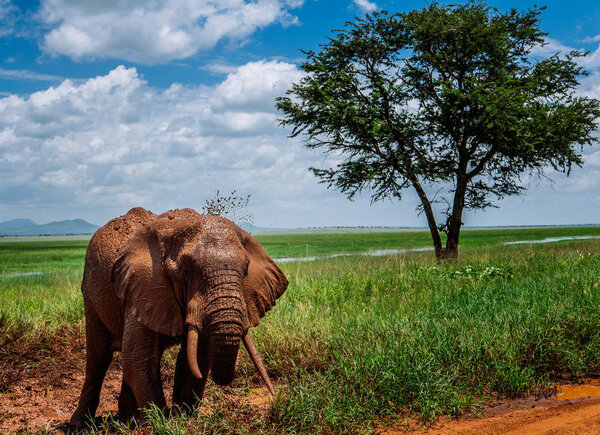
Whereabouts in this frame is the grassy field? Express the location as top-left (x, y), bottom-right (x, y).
top-left (1, 226), bottom-right (600, 433)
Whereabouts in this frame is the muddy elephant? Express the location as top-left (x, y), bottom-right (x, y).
top-left (70, 207), bottom-right (288, 428)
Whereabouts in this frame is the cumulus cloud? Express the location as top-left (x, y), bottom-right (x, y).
top-left (214, 60), bottom-right (304, 111)
top-left (580, 71), bottom-right (600, 100)
top-left (0, 61), bottom-right (318, 224)
top-left (531, 37), bottom-right (600, 71)
top-left (353, 0), bottom-right (377, 13)
top-left (38, 0), bottom-right (303, 64)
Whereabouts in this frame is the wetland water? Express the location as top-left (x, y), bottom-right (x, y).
top-left (274, 247), bottom-right (434, 263)
top-left (0, 271), bottom-right (45, 278)
top-left (275, 235), bottom-right (600, 263)
top-left (504, 236), bottom-right (600, 245)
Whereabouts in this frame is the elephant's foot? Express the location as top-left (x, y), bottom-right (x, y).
top-left (69, 401), bottom-right (98, 429)
top-left (118, 379), bottom-right (140, 424)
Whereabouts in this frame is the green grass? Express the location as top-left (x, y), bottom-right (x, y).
top-left (0, 240), bottom-right (86, 331)
top-left (0, 240), bottom-right (87, 273)
top-left (1, 228), bottom-right (600, 433)
top-left (262, 242), bottom-right (600, 431)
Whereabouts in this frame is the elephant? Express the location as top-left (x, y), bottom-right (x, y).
top-left (69, 207), bottom-right (288, 428)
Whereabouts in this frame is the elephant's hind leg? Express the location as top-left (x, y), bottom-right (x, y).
top-left (172, 339), bottom-right (208, 413)
top-left (70, 307), bottom-right (114, 428)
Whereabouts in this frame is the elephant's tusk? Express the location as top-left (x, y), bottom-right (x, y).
top-left (187, 326), bottom-right (203, 380)
top-left (242, 332), bottom-right (276, 396)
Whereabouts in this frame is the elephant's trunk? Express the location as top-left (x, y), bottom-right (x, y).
top-left (203, 271), bottom-right (245, 385)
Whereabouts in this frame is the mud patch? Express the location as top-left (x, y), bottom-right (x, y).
top-left (0, 333), bottom-right (276, 433)
top-left (556, 380), bottom-right (600, 401)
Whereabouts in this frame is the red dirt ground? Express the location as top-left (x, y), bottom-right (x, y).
top-left (387, 380), bottom-right (600, 434)
top-left (0, 354), bottom-right (276, 433)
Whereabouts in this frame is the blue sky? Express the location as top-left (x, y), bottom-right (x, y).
top-left (0, 0), bottom-right (599, 228)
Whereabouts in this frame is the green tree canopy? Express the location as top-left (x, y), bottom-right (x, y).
top-left (276, 1), bottom-right (600, 259)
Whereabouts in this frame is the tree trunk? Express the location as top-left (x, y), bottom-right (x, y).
top-left (443, 163), bottom-right (468, 260)
top-left (443, 226), bottom-right (460, 260)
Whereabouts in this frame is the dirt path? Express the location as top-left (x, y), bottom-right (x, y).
top-left (406, 382), bottom-right (600, 434)
top-left (426, 397), bottom-right (600, 434)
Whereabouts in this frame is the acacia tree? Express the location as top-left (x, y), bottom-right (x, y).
top-left (276, 1), bottom-right (600, 259)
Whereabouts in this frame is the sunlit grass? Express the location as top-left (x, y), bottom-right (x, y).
top-left (260, 242), bottom-right (600, 431)
top-left (0, 271), bottom-right (83, 332)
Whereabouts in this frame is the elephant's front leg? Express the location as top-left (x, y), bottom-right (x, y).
top-left (172, 335), bottom-right (209, 412)
top-left (70, 307), bottom-right (114, 428)
top-left (118, 378), bottom-right (139, 423)
top-left (121, 312), bottom-right (167, 419)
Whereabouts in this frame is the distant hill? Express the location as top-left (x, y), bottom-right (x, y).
top-left (0, 218), bottom-right (99, 236)
top-left (0, 218), bottom-right (37, 230)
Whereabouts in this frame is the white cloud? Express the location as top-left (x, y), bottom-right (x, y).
top-left (585, 150), bottom-right (600, 168)
top-left (38, 0), bottom-right (303, 64)
top-left (0, 61), bottom-right (322, 225)
top-left (531, 37), bottom-right (600, 71)
top-left (0, 67), bottom-right (64, 81)
top-left (580, 71), bottom-right (600, 100)
top-left (530, 37), bottom-right (577, 58)
top-left (353, 0), bottom-right (377, 13)
top-left (580, 44), bottom-right (600, 70)
top-left (582, 34), bottom-right (600, 44)
top-left (214, 60), bottom-right (304, 112)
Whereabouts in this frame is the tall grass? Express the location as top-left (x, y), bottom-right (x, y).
top-left (260, 242), bottom-right (600, 431)
top-left (0, 240), bottom-right (85, 332)
top-left (0, 271), bottom-right (83, 331)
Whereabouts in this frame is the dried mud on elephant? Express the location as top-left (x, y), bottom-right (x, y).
top-left (68, 207), bottom-right (287, 429)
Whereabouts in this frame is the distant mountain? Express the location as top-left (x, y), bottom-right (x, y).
top-left (0, 218), bottom-right (37, 230)
top-left (0, 218), bottom-right (99, 236)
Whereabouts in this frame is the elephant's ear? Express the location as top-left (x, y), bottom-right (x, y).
top-left (241, 231), bottom-right (288, 327)
top-left (111, 232), bottom-right (185, 337)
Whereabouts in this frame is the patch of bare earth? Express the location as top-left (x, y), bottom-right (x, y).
top-left (0, 328), bottom-right (274, 434)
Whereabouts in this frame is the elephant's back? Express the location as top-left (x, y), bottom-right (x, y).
top-left (82, 207), bottom-right (157, 334)
top-left (89, 207), bottom-right (157, 264)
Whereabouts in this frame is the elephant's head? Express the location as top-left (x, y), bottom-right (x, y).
top-left (110, 209), bottom-right (287, 389)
